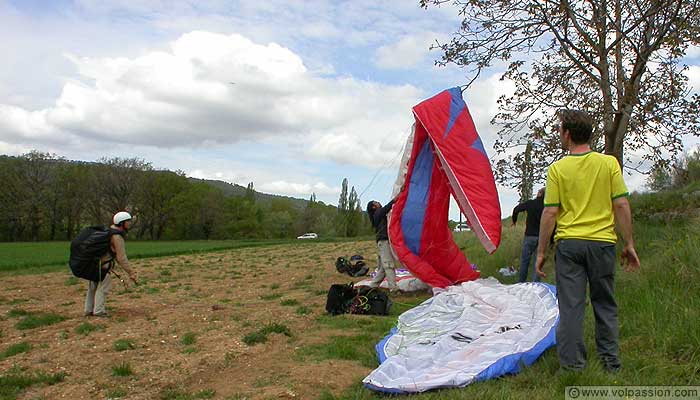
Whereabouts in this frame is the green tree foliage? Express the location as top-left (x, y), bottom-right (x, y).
top-left (423, 0), bottom-right (700, 188)
top-left (0, 152), bottom-right (368, 241)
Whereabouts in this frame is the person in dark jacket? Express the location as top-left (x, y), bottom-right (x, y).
top-left (366, 199), bottom-right (398, 292)
top-left (512, 188), bottom-right (545, 282)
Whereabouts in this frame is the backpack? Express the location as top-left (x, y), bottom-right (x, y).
top-left (335, 257), bottom-right (351, 274)
top-left (68, 226), bottom-right (123, 282)
top-left (325, 283), bottom-right (357, 315)
top-left (335, 255), bottom-right (370, 277)
top-left (349, 286), bottom-right (392, 315)
top-left (348, 255), bottom-right (369, 277)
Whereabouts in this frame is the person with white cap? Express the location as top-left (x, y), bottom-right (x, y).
top-left (85, 211), bottom-right (138, 317)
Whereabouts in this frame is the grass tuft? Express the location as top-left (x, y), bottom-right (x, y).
top-left (111, 362), bottom-right (134, 377)
top-left (15, 312), bottom-right (66, 330)
top-left (113, 339), bottom-right (136, 352)
top-left (0, 342), bottom-right (32, 360)
top-left (243, 323), bottom-right (291, 345)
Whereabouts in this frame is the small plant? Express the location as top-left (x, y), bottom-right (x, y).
top-left (0, 341), bottom-right (32, 360)
top-left (259, 293), bottom-right (282, 301)
top-left (243, 323), bottom-right (291, 346)
top-left (75, 322), bottom-right (104, 336)
top-left (280, 299), bottom-right (299, 306)
top-left (105, 388), bottom-right (127, 398)
top-left (7, 308), bottom-right (31, 318)
top-left (15, 313), bottom-right (66, 330)
top-left (295, 306), bottom-right (310, 315)
top-left (270, 283), bottom-right (280, 290)
top-left (111, 361), bottom-right (134, 377)
top-left (182, 346), bottom-right (198, 354)
top-left (224, 351), bottom-right (237, 365)
top-left (113, 339), bottom-right (136, 352)
top-left (180, 332), bottom-right (196, 346)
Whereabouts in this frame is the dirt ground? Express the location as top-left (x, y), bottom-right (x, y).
top-left (0, 240), bottom-right (394, 400)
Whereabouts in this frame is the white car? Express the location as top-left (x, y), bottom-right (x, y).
top-left (453, 224), bottom-right (471, 232)
top-left (297, 232), bottom-right (318, 239)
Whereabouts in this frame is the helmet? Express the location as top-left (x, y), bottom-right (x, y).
top-left (113, 211), bottom-right (132, 225)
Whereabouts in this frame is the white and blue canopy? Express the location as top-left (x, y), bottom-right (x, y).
top-left (363, 278), bottom-right (559, 393)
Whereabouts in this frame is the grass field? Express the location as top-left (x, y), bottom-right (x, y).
top-left (0, 237), bottom-right (359, 274)
top-left (0, 218), bottom-right (698, 399)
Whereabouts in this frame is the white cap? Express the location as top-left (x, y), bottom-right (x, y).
top-left (113, 211), bottom-right (132, 225)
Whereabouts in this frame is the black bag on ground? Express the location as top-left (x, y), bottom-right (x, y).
top-left (335, 255), bottom-right (369, 277)
top-left (325, 283), bottom-right (357, 315)
top-left (348, 254), bottom-right (369, 277)
top-left (335, 257), bottom-right (351, 274)
top-left (69, 226), bottom-right (122, 282)
top-left (349, 286), bottom-right (392, 315)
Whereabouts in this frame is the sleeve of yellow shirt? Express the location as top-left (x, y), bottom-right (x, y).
top-left (544, 165), bottom-right (560, 207)
top-left (610, 157), bottom-right (629, 199)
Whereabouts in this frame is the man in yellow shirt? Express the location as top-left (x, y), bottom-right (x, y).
top-left (535, 110), bottom-right (640, 373)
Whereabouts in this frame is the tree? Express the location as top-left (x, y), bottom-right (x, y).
top-left (244, 182), bottom-right (255, 203)
top-left (422, 0), bottom-right (700, 188)
top-left (134, 170), bottom-right (189, 239)
top-left (336, 178), bottom-right (349, 236)
top-left (346, 186), bottom-right (362, 237)
top-left (518, 141), bottom-right (535, 203)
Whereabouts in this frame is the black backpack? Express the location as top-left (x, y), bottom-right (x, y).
top-left (325, 283), bottom-right (357, 315)
top-left (349, 286), bottom-right (392, 315)
top-left (335, 255), bottom-right (370, 277)
top-left (69, 226), bottom-right (123, 282)
top-left (335, 257), bottom-right (351, 274)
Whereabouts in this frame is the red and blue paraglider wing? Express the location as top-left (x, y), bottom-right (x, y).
top-left (388, 87), bottom-right (501, 288)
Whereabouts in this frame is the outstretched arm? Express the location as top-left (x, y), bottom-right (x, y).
top-left (112, 235), bottom-right (138, 283)
top-left (511, 202), bottom-right (527, 226)
top-left (535, 206), bottom-right (558, 278)
top-left (373, 199), bottom-right (396, 224)
top-left (613, 197), bottom-right (640, 272)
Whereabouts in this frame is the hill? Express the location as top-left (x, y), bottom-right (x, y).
top-left (187, 178), bottom-right (311, 210)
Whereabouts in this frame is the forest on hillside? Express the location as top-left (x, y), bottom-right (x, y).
top-left (0, 151), bottom-right (372, 242)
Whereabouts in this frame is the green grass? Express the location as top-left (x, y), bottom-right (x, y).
top-left (0, 366), bottom-right (65, 400)
top-left (74, 322), bottom-right (104, 335)
top-left (311, 217), bottom-right (700, 399)
top-left (159, 388), bottom-right (216, 400)
top-left (0, 342), bottom-right (32, 360)
top-left (14, 312), bottom-right (66, 330)
top-left (111, 362), bottom-right (134, 377)
top-left (280, 299), bottom-right (299, 306)
top-left (242, 323), bottom-right (292, 345)
top-left (180, 332), bottom-right (196, 346)
top-left (105, 388), bottom-right (127, 398)
top-left (0, 239), bottom-right (293, 274)
top-left (259, 293), bottom-right (282, 301)
top-left (113, 339), bottom-right (136, 352)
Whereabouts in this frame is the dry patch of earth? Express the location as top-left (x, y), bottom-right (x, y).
top-left (0, 240), bottom-right (410, 399)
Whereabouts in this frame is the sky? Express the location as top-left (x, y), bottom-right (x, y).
top-left (1, 0), bottom-right (699, 221)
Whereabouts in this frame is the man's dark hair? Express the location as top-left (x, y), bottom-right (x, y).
top-left (557, 109), bottom-right (592, 144)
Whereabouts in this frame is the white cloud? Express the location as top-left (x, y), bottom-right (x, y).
top-left (374, 32), bottom-right (443, 70)
top-left (0, 31), bottom-right (423, 168)
top-left (258, 180), bottom-right (339, 197)
top-left (686, 65), bottom-right (700, 93)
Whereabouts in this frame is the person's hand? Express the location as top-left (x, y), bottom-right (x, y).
top-left (129, 271), bottom-right (139, 285)
top-left (535, 253), bottom-right (547, 278)
top-left (621, 244), bottom-right (640, 272)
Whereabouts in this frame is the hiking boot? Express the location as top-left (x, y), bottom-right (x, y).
top-left (84, 312), bottom-right (93, 317)
top-left (93, 312), bottom-right (110, 318)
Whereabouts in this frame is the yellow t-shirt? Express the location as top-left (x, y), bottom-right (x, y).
top-left (544, 151), bottom-right (629, 243)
